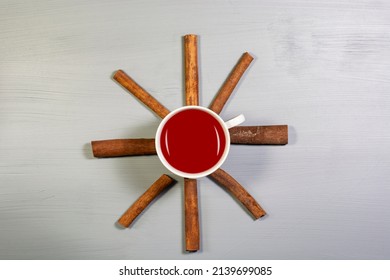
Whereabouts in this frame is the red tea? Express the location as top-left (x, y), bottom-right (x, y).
top-left (159, 108), bottom-right (227, 174)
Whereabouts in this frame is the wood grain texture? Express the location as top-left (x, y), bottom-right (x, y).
top-left (91, 138), bottom-right (156, 157)
top-left (229, 125), bottom-right (288, 145)
top-left (209, 168), bottom-right (266, 219)
top-left (113, 70), bottom-right (170, 119)
top-left (1, 0), bottom-right (390, 260)
top-left (184, 178), bottom-right (200, 252)
top-left (118, 174), bottom-right (177, 228)
top-left (209, 52), bottom-right (253, 114)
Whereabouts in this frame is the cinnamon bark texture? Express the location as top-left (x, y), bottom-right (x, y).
top-left (184, 178), bottom-right (200, 252)
top-left (184, 34), bottom-right (199, 106)
top-left (118, 174), bottom-right (176, 228)
top-left (90, 125), bottom-right (287, 158)
top-left (209, 52), bottom-right (254, 114)
top-left (208, 168), bottom-right (266, 219)
top-left (230, 125), bottom-right (288, 145)
top-left (183, 34), bottom-right (200, 252)
top-left (113, 70), bottom-right (170, 119)
top-left (91, 138), bottom-right (156, 158)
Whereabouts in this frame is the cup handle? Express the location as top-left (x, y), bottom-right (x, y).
top-left (224, 114), bottom-right (245, 129)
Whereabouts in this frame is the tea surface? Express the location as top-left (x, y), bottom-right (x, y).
top-left (160, 108), bottom-right (226, 174)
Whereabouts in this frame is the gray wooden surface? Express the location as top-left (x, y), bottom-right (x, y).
top-left (1, 0), bottom-right (389, 259)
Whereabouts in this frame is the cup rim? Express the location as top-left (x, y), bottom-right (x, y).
top-left (155, 106), bottom-right (231, 179)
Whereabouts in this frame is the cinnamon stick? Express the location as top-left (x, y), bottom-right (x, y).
top-left (91, 138), bottom-right (156, 158)
top-left (209, 52), bottom-right (254, 114)
top-left (118, 174), bottom-right (176, 228)
top-left (90, 125), bottom-right (288, 158)
top-left (184, 34), bottom-right (200, 252)
top-left (208, 168), bottom-right (266, 219)
top-left (113, 70), bottom-right (170, 119)
top-left (184, 34), bottom-right (199, 106)
top-left (230, 125), bottom-right (288, 145)
top-left (184, 178), bottom-right (200, 252)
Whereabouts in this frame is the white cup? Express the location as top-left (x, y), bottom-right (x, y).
top-left (155, 106), bottom-right (245, 178)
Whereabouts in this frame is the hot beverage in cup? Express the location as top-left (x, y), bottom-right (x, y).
top-left (155, 106), bottom-right (244, 178)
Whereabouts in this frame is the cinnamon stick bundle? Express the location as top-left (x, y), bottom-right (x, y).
top-left (208, 168), bottom-right (266, 219)
top-left (209, 52), bottom-right (254, 114)
top-left (113, 70), bottom-right (170, 119)
top-left (118, 174), bottom-right (176, 228)
top-left (230, 125), bottom-right (288, 145)
top-left (91, 138), bottom-right (156, 158)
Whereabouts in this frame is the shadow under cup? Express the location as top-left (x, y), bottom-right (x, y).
top-left (155, 106), bottom-right (233, 179)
